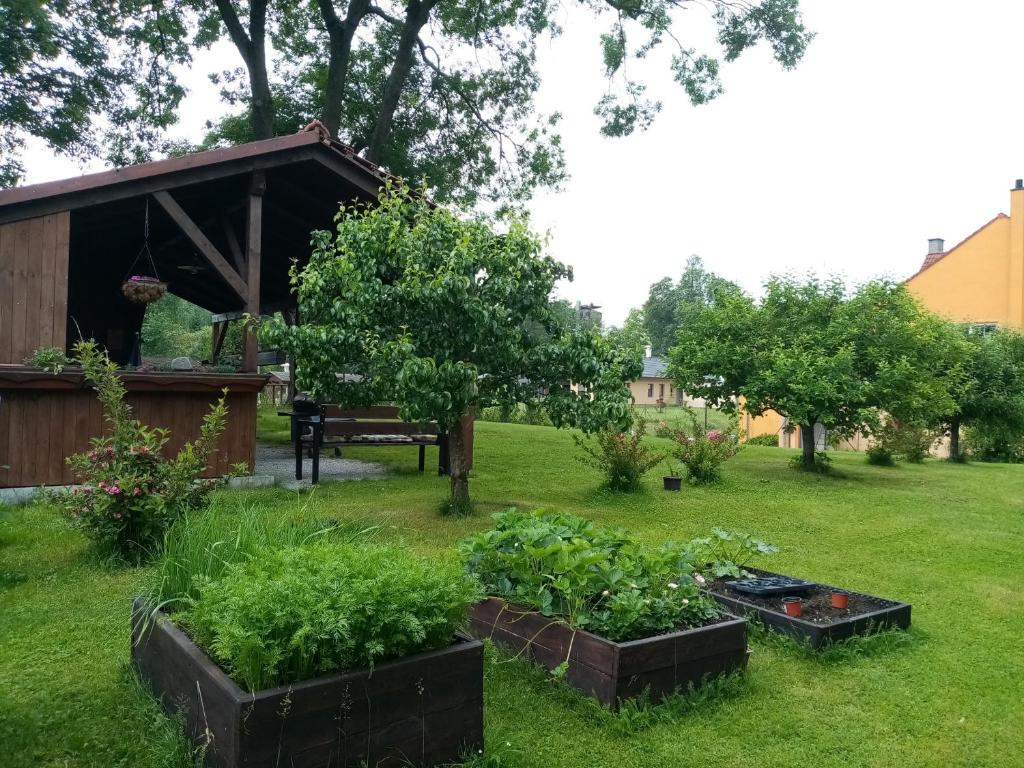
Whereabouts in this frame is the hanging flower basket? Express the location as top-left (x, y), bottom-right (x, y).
top-left (122, 275), bottom-right (167, 304)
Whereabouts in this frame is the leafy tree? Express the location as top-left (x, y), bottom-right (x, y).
top-left (668, 276), bottom-right (954, 471)
top-left (261, 185), bottom-right (638, 511)
top-left (4, 1), bottom-right (812, 206)
top-left (0, 1), bottom-right (187, 186)
top-left (605, 308), bottom-right (649, 359)
top-left (643, 256), bottom-right (741, 354)
top-left (927, 325), bottom-right (1024, 462)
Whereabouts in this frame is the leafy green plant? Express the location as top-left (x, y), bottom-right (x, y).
top-left (865, 444), bottom-right (896, 466)
top-left (964, 423), bottom-right (1024, 463)
top-left (183, 542), bottom-right (481, 691)
top-left (745, 433), bottom-right (780, 447)
top-left (142, 500), bottom-right (380, 611)
top-left (867, 419), bottom-right (938, 465)
top-left (686, 527), bottom-right (777, 579)
top-left (25, 345), bottom-right (70, 373)
top-left (52, 341), bottom-right (229, 564)
top-left (669, 412), bottom-right (741, 484)
top-left (459, 510), bottom-right (720, 642)
top-left (575, 418), bottom-right (664, 491)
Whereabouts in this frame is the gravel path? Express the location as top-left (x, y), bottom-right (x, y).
top-left (255, 442), bottom-right (390, 489)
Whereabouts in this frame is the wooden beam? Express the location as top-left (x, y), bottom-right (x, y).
top-left (242, 172), bottom-right (264, 372)
top-left (151, 190), bottom-right (248, 301)
top-left (220, 216), bottom-right (246, 279)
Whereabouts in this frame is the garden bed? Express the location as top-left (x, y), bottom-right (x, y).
top-left (705, 568), bottom-right (911, 648)
top-left (468, 597), bottom-right (748, 708)
top-left (131, 600), bottom-right (484, 768)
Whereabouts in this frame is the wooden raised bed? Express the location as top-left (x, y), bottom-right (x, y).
top-left (705, 568), bottom-right (912, 649)
top-left (468, 597), bottom-right (748, 708)
top-left (131, 600), bottom-right (484, 768)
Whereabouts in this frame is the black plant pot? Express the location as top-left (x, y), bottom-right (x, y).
top-left (663, 476), bottom-right (682, 491)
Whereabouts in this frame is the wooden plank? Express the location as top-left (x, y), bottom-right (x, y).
top-left (0, 223), bottom-right (14, 363)
top-left (23, 217), bottom-right (44, 359)
top-left (10, 219), bottom-right (30, 363)
top-left (220, 216), bottom-right (246, 278)
top-left (151, 190), bottom-right (247, 301)
top-left (616, 617), bottom-right (747, 676)
top-left (38, 214), bottom-right (58, 347)
top-left (242, 176), bottom-right (263, 372)
top-left (52, 211), bottom-right (70, 350)
top-left (0, 390), bottom-right (10, 486)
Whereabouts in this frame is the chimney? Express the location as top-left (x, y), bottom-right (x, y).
top-left (927, 238), bottom-right (944, 254)
top-left (1015, 179), bottom-right (1023, 190)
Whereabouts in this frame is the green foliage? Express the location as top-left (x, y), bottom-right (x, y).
top-left (143, 501), bottom-right (380, 611)
top-left (670, 276), bottom-right (955, 470)
top-left (745, 433), bottom-right (780, 447)
top-left (478, 402), bottom-right (553, 426)
top-left (184, 542), bottom-right (480, 691)
top-left (574, 418), bottom-right (664, 492)
top-left (865, 444), bottom-right (896, 467)
top-left (964, 423), bottom-right (1024, 463)
top-left (460, 510), bottom-right (720, 642)
top-left (642, 256), bottom-right (741, 355)
top-left (604, 308), bottom-right (649, 362)
top-left (24, 346), bottom-right (70, 373)
top-left (262, 185), bottom-right (637, 507)
top-left (668, 412), bottom-right (741, 484)
top-left (866, 419), bottom-right (937, 465)
top-left (685, 527), bottom-right (777, 579)
top-left (52, 341), bottom-right (228, 563)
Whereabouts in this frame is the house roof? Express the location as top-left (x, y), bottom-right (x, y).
top-left (641, 356), bottom-right (668, 378)
top-left (909, 213), bottom-right (1009, 278)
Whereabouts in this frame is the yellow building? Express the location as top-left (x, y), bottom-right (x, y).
top-left (906, 179), bottom-right (1024, 329)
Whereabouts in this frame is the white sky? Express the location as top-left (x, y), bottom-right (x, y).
top-left (18, 0), bottom-right (1024, 326)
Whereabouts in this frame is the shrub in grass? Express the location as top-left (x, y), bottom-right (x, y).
top-left (459, 509), bottom-right (720, 641)
top-left (865, 444), bottom-right (896, 466)
top-left (53, 341), bottom-right (229, 564)
top-left (745, 433), bottom-right (780, 447)
top-left (964, 423), bottom-right (1024, 463)
top-left (183, 542), bottom-right (481, 691)
top-left (575, 418), bottom-right (664, 491)
top-left (669, 412), bottom-right (741, 484)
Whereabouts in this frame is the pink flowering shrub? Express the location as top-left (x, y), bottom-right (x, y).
top-left (670, 413), bottom-right (741, 485)
top-left (575, 416), bottom-right (664, 491)
top-left (54, 341), bottom-right (229, 564)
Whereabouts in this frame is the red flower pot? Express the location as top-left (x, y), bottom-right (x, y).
top-left (831, 590), bottom-right (850, 609)
top-left (782, 597), bottom-right (802, 617)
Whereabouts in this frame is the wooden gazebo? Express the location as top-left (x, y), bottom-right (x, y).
top-left (0, 124), bottom-right (390, 488)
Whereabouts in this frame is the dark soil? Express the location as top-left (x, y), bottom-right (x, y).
top-left (707, 570), bottom-right (900, 625)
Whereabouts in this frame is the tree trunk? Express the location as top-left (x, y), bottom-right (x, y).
top-left (949, 417), bottom-right (962, 462)
top-left (214, 0), bottom-right (274, 140)
top-left (447, 422), bottom-right (470, 513)
top-left (800, 423), bottom-right (816, 469)
top-left (366, 0), bottom-right (433, 163)
top-left (316, 0), bottom-right (371, 138)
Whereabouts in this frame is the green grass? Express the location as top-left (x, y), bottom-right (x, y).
top-left (2, 418), bottom-right (1023, 767)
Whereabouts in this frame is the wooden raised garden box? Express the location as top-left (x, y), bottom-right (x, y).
top-left (468, 597), bottom-right (748, 708)
top-left (131, 600), bottom-right (484, 768)
top-left (705, 568), bottom-right (912, 649)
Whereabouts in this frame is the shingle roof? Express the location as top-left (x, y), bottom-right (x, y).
top-left (641, 356), bottom-right (668, 378)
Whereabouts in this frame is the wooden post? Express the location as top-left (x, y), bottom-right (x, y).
top-left (243, 172), bottom-right (265, 373)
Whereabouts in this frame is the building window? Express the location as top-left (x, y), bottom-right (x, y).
top-left (669, 385), bottom-right (674, 396)
top-left (659, 383), bottom-right (665, 398)
top-left (647, 383), bottom-right (654, 397)
top-left (967, 323), bottom-right (997, 337)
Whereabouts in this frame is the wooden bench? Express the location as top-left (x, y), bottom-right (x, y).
top-left (286, 405), bottom-right (443, 484)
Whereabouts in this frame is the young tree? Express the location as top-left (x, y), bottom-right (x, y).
top-left (4, 1), bottom-right (812, 207)
top-left (261, 185), bottom-right (638, 511)
top-left (643, 256), bottom-right (741, 354)
top-left (928, 325), bottom-right (1024, 462)
top-left (606, 308), bottom-right (649, 360)
top-left (669, 276), bottom-right (953, 471)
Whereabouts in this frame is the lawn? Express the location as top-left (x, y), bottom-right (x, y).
top-left (1, 417), bottom-right (1022, 768)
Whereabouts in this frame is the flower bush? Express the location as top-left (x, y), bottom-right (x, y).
top-left (575, 417), bottom-right (664, 491)
top-left (54, 341), bottom-right (229, 564)
top-left (459, 510), bottom-right (721, 642)
top-left (183, 542), bottom-right (481, 691)
top-left (670, 413), bottom-right (741, 484)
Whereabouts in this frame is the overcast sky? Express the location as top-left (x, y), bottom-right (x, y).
top-left (18, 0), bottom-right (1024, 326)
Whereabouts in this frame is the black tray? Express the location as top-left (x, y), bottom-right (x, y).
top-left (724, 576), bottom-right (817, 596)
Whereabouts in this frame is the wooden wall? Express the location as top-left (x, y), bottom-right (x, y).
top-left (0, 212), bottom-right (71, 364)
top-left (0, 389), bottom-right (257, 488)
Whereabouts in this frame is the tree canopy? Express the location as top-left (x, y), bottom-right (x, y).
top-left (261, 185), bottom-right (638, 510)
top-left (643, 255), bottom-right (741, 354)
top-left (3, 1), bottom-right (812, 204)
top-left (668, 275), bottom-right (953, 470)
